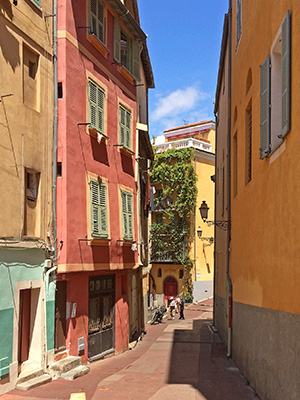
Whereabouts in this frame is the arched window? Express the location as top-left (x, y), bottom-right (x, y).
top-left (157, 268), bottom-right (162, 278)
top-left (179, 268), bottom-right (184, 279)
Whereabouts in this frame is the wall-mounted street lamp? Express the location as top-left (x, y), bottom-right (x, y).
top-left (197, 226), bottom-right (214, 243)
top-left (199, 201), bottom-right (230, 231)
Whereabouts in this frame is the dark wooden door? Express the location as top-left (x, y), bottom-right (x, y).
top-left (163, 276), bottom-right (178, 298)
top-left (88, 276), bottom-right (115, 361)
top-left (18, 289), bottom-right (31, 365)
top-left (55, 281), bottom-right (67, 352)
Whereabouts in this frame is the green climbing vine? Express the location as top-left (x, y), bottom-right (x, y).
top-left (150, 148), bottom-right (197, 294)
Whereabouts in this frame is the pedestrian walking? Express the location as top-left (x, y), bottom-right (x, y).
top-left (179, 296), bottom-right (185, 320)
top-left (169, 297), bottom-right (176, 320)
top-left (175, 294), bottom-right (181, 313)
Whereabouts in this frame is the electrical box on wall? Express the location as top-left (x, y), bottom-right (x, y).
top-left (78, 337), bottom-right (85, 354)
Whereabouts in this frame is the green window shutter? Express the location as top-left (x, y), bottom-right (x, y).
top-left (127, 194), bottom-right (133, 238)
top-left (132, 40), bottom-right (140, 81)
top-left (90, 179), bottom-right (100, 236)
top-left (90, 0), bottom-right (105, 43)
top-left (119, 105), bottom-right (125, 145)
top-left (90, 179), bottom-right (108, 238)
top-left (281, 10), bottom-right (291, 138)
top-left (114, 18), bottom-right (121, 63)
top-left (260, 55), bottom-right (271, 159)
top-left (99, 183), bottom-right (108, 237)
top-left (121, 191), bottom-right (128, 238)
top-left (121, 191), bottom-right (133, 240)
top-left (125, 108), bottom-right (131, 148)
top-left (89, 79), bottom-right (104, 133)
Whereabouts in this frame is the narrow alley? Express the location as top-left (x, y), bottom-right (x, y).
top-left (2, 301), bottom-right (257, 400)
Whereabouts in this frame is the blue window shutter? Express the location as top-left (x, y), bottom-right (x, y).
top-left (260, 55), bottom-right (271, 159)
top-left (281, 10), bottom-right (291, 138)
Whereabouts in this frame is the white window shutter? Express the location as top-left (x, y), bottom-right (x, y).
top-left (260, 55), bottom-right (271, 159)
top-left (281, 10), bottom-right (291, 138)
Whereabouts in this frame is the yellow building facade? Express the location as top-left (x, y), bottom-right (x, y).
top-left (215, 2), bottom-right (300, 399)
top-left (150, 121), bottom-right (215, 306)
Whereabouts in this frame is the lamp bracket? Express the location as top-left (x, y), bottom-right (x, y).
top-left (204, 220), bottom-right (230, 230)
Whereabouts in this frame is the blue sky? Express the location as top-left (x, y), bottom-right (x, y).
top-left (138, 1), bottom-right (229, 139)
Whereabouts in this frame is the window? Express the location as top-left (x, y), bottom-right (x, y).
top-left (245, 104), bottom-right (252, 184)
top-left (119, 105), bottom-right (131, 149)
top-left (179, 269), bottom-right (184, 279)
top-left (23, 45), bottom-right (39, 110)
top-left (89, 79), bottom-right (105, 134)
top-left (89, 0), bottom-right (105, 43)
top-left (121, 190), bottom-right (133, 240)
top-left (31, 0), bottom-right (41, 8)
top-left (26, 170), bottom-right (39, 201)
top-left (236, 0), bottom-right (242, 46)
top-left (157, 268), bottom-right (162, 278)
top-left (58, 82), bottom-right (63, 99)
top-left (260, 11), bottom-right (291, 159)
top-left (90, 179), bottom-right (108, 238)
top-left (114, 18), bottom-right (140, 81)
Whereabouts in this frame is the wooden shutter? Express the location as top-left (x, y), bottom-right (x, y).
top-left (89, 80), bottom-right (97, 130)
top-left (260, 55), bottom-right (271, 159)
top-left (89, 80), bottom-right (104, 133)
top-left (121, 191), bottom-right (133, 240)
top-left (127, 194), bottom-right (133, 238)
top-left (125, 108), bottom-right (131, 148)
top-left (91, 180), bottom-right (100, 236)
top-left (99, 183), bottom-right (108, 237)
top-left (132, 40), bottom-right (140, 81)
top-left (114, 19), bottom-right (121, 63)
top-left (119, 106), bottom-right (125, 145)
top-left (90, 0), bottom-right (105, 43)
top-left (91, 180), bottom-right (108, 237)
top-left (281, 10), bottom-right (291, 138)
top-left (121, 191), bottom-right (128, 238)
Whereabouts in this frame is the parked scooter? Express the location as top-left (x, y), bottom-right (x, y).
top-left (150, 305), bottom-right (167, 325)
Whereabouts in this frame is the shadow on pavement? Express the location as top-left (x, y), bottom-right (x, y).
top-left (167, 318), bottom-right (257, 400)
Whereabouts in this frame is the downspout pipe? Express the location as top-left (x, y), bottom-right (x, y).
top-left (227, 0), bottom-right (233, 358)
top-left (53, 0), bottom-right (58, 264)
top-left (213, 111), bottom-right (218, 329)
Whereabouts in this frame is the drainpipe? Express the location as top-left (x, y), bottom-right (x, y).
top-left (52, 0), bottom-right (58, 263)
top-left (227, 0), bottom-right (233, 358)
top-left (213, 112), bottom-right (218, 329)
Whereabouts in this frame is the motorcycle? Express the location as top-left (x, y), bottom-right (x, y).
top-left (150, 305), bottom-right (166, 325)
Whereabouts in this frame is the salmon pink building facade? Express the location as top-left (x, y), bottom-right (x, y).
top-left (56, 0), bottom-right (152, 363)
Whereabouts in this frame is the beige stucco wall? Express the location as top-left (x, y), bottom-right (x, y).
top-left (0, 0), bottom-right (53, 240)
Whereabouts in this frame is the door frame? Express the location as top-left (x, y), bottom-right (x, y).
top-left (163, 275), bottom-right (178, 300)
top-left (12, 279), bottom-right (45, 376)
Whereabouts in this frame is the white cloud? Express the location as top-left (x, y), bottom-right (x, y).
top-left (152, 86), bottom-right (209, 121)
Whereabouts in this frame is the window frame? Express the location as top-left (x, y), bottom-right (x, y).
top-left (90, 178), bottom-right (108, 238)
top-left (259, 10), bottom-right (291, 159)
top-left (89, 0), bottom-right (106, 44)
top-left (121, 190), bottom-right (133, 240)
top-left (88, 79), bottom-right (105, 134)
top-left (119, 104), bottom-right (131, 149)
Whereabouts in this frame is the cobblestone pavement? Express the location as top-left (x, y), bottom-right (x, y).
top-left (1, 300), bottom-right (258, 400)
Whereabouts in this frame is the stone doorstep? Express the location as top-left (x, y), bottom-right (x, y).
top-left (48, 356), bottom-right (82, 379)
top-left (16, 374), bottom-right (52, 391)
top-left (16, 368), bottom-right (44, 384)
top-left (60, 365), bottom-right (90, 381)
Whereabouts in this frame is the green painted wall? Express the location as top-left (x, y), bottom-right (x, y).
top-left (0, 248), bottom-right (56, 375)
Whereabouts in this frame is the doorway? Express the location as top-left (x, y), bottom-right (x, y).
top-left (88, 275), bottom-right (115, 361)
top-left (55, 281), bottom-right (67, 353)
top-left (163, 276), bottom-right (178, 299)
top-left (18, 289), bottom-right (31, 366)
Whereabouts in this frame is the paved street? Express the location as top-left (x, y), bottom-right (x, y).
top-left (2, 301), bottom-right (257, 400)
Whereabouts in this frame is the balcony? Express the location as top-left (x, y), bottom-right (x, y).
top-left (150, 234), bottom-right (188, 264)
top-left (154, 138), bottom-right (212, 154)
